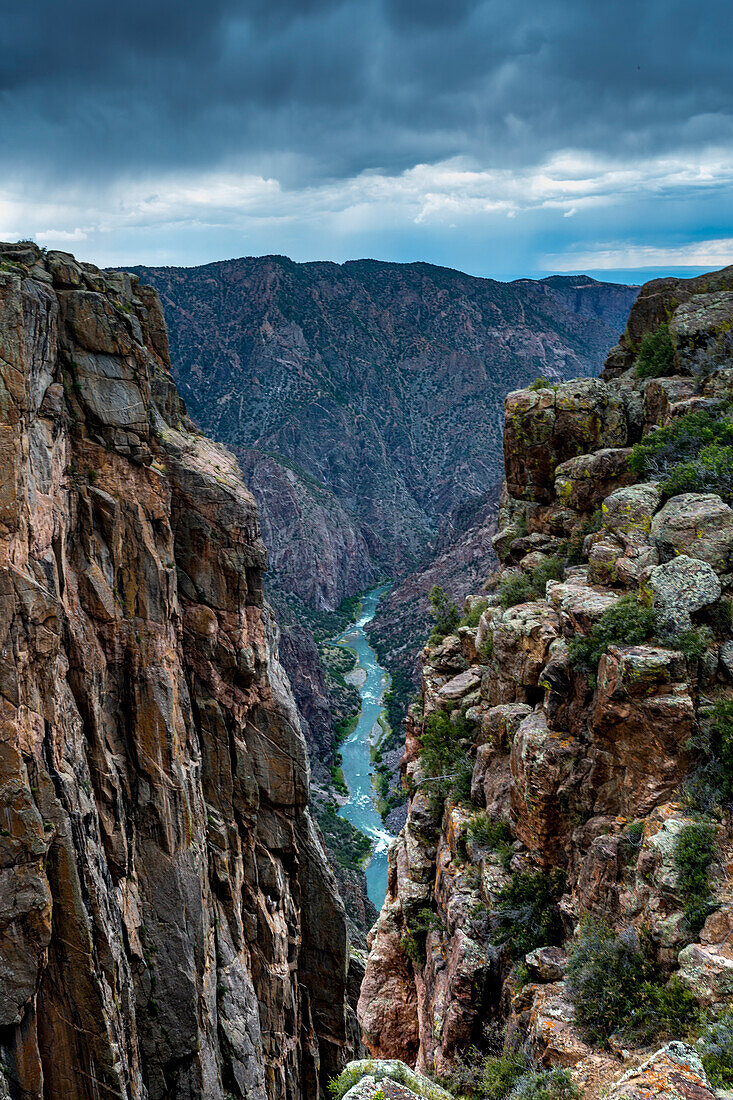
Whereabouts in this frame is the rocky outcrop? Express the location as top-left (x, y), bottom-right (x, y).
top-left (358, 267), bottom-right (733, 1096)
top-left (0, 243), bottom-right (354, 1099)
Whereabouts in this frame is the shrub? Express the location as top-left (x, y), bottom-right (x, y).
top-left (686, 698), bottom-right (733, 811)
top-left (567, 595), bottom-right (656, 677)
top-left (635, 323), bottom-right (676, 379)
top-left (528, 377), bottom-right (559, 391)
top-left (498, 557), bottom-right (565, 609)
top-left (629, 410), bottom-right (733, 503)
top-left (509, 1068), bottom-right (580, 1100)
top-left (468, 814), bottom-right (514, 868)
top-left (498, 573), bottom-right (538, 609)
top-left (566, 919), bottom-right (699, 1045)
top-left (565, 508), bottom-right (603, 565)
top-left (696, 1008), bottom-right (733, 1088)
top-left (566, 919), bottom-right (654, 1044)
top-left (401, 907), bottom-right (442, 967)
top-left (494, 869), bottom-right (565, 959)
top-left (461, 598), bottom-right (490, 628)
top-left (419, 709), bottom-right (475, 807)
top-left (440, 1031), bottom-right (529, 1100)
top-left (658, 626), bottom-right (713, 662)
top-left (674, 822), bottom-right (717, 930)
top-left (429, 585), bottom-right (460, 642)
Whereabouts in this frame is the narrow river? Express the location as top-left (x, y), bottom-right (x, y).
top-left (335, 585), bottom-right (395, 909)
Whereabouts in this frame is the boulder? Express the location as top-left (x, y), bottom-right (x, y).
top-left (525, 946), bottom-right (568, 982)
top-left (338, 1060), bottom-right (452, 1099)
top-left (606, 1041), bottom-right (717, 1100)
top-left (647, 554), bottom-right (722, 631)
top-left (651, 493), bottom-right (733, 571)
top-left (554, 448), bottom-right (633, 512)
top-left (602, 482), bottom-right (662, 548)
top-left (677, 942), bottom-right (733, 1007)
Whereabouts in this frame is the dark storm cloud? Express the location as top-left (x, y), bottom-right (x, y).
top-left (0, 0), bottom-right (731, 187)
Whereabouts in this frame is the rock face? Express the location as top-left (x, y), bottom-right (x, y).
top-left (0, 243), bottom-right (354, 1099)
top-left (358, 268), bottom-right (733, 1095)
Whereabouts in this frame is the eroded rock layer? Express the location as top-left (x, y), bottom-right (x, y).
top-left (358, 267), bottom-right (733, 1097)
top-left (0, 242), bottom-right (352, 1100)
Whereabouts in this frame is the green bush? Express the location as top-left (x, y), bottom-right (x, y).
top-left (567, 595), bottom-right (656, 677)
top-left (440, 1037), bottom-right (528, 1100)
top-left (566, 919), bottom-right (698, 1045)
top-left (498, 573), bottom-right (539, 609)
top-left (401, 907), bottom-right (441, 967)
top-left (460, 598), bottom-right (490, 628)
top-left (658, 626), bottom-right (713, 662)
top-left (509, 1068), bottom-right (580, 1100)
top-left (419, 709), bottom-right (475, 807)
top-left (430, 585), bottom-right (461, 642)
top-left (467, 814), bottom-right (514, 868)
top-left (498, 557), bottom-right (565, 609)
top-left (629, 410), bottom-right (733, 503)
top-left (674, 822), bottom-right (717, 930)
top-left (528, 377), bottom-right (559, 391)
top-left (696, 1008), bottom-right (733, 1087)
top-left (686, 697), bottom-right (733, 811)
top-left (635, 323), bottom-right (676, 379)
top-left (494, 869), bottom-right (565, 960)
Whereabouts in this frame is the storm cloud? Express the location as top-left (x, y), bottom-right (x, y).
top-left (0, 0), bottom-right (731, 276)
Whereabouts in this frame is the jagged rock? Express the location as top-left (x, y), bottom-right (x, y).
top-left (337, 1060), bottom-right (452, 1099)
top-left (593, 649), bottom-right (694, 815)
top-left (606, 1041), bottom-right (717, 1100)
top-left (671, 290), bottom-right (733, 377)
top-left (510, 710), bottom-right (584, 859)
top-left (677, 942), bottom-right (733, 1007)
top-left (554, 448), bottom-right (633, 512)
top-left (602, 482), bottom-right (662, 546)
top-left (526, 982), bottom-right (596, 1068)
top-left (504, 380), bottom-right (628, 504)
top-left (547, 573), bottom-right (619, 634)
top-left (438, 667), bottom-right (483, 701)
top-left (488, 603), bottom-right (560, 696)
top-left (358, 898), bottom-right (420, 1063)
top-left (651, 492), bottom-right (733, 571)
top-left (525, 946), bottom-right (569, 982)
top-left (647, 553), bottom-right (722, 631)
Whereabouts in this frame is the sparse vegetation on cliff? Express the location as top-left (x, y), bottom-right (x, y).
top-left (494, 870), bottom-right (565, 959)
top-left (635, 323), bottom-right (676, 378)
top-left (567, 595), bottom-right (656, 675)
top-left (630, 409), bottom-right (733, 502)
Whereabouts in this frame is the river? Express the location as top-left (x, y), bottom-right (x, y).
top-left (335, 585), bottom-right (395, 909)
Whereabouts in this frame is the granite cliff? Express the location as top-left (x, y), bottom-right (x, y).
top-left (344, 268), bottom-right (733, 1099)
top-left (0, 242), bottom-right (356, 1099)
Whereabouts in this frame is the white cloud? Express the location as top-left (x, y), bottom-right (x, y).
top-left (546, 238), bottom-right (733, 271)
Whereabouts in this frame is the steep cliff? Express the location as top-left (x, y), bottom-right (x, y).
top-left (356, 268), bottom-right (733, 1098)
top-left (0, 242), bottom-right (355, 1100)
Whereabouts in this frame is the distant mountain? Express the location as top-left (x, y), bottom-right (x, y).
top-left (132, 257), bottom-right (638, 611)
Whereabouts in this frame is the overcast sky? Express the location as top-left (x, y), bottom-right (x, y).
top-left (1, 0), bottom-right (731, 281)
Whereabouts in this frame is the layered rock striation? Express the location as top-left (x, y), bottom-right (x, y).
top-left (358, 268), bottom-right (733, 1096)
top-left (0, 242), bottom-right (354, 1099)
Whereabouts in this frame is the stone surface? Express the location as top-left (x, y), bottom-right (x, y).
top-left (648, 553), bottom-right (722, 631)
top-left (651, 493), bottom-right (733, 571)
top-left (0, 245), bottom-right (353, 1100)
top-left (606, 1042), bottom-right (717, 1100)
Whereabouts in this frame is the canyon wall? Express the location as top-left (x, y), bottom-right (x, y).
top-left (357, 268), bottom-right (733, 1097)
top-left (0, 242), bottom-right (355, 1100)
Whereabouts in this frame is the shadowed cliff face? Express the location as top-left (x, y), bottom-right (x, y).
top-left (0, 242), bottom-right (353, 1099)
top-left (133, 258), bottom-right (638, 612)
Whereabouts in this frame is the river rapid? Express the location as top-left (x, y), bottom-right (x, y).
top-left (335, 585), bottom-right (395, 909)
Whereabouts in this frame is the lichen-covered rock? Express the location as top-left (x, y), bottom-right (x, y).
top-left (651, 492), bottom-right (733, 571)
top-left (602, 482), bottom-right (662, 547)
top-left (336, 1060), bottom-right (452, 1100)
top-left (504, 380), bottom-right (627, 503)
top-left (554, 448), bottom-right (633, 512)
top-left (647, 553), bottom-right (722, 631)
top-left (671, 290), bottom-right (733, 377)
top-left (677, 942), bottom-right (733, 1007)
top-left (606, 1042), bottom-right (717, 1100)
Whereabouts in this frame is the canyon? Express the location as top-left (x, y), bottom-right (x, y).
top-left (2, 239), bottom-right (732, 1100)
